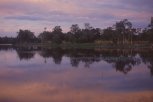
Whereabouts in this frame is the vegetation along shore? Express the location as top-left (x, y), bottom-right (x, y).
top-left (0, 17), bottom-right (153, 49)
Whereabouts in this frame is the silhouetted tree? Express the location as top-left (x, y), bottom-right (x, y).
top-left (114, 19), bottom-right (133, 44)
top-left (101, 27), bottom-right (117, 44)
top-left (52, 26), bottom-right (64, 44)
top-left (148, 17), bottom-right (153, 29)
top-left (64, 32), bottom-right (76, 42)
top-left (0, 37), bottom-right (16, 44)
top-left (70, 24), bottom-right (81, 34)
top-left (38, 31), bottom-right (52, 43)
top-left (77, 23), bottom-right (100, 43)
top-left (17, 29), bottom-right (36, 43)
top-left (139, 17), bottom-right (153, 43)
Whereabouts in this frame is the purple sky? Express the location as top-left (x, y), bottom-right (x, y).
top-left (0, 0), bottom-right (153, 37)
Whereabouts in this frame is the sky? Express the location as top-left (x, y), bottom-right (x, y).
top-left (0, 0), bottom-right (153, 37)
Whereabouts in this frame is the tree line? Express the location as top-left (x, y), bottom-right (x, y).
top-left (0, 17), bottom-right (153, 45)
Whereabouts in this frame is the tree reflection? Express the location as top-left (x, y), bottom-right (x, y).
top-left (1, 45), bottom-right (153, 75)
top-left (66, 49), bottom-right (101, 68)
top-left (16, 48), bottom-right (36, 60)
top-left (139, 50), bottom-right (153, 76)
top-left (112, 57), bottom-right (140, 74)
top-left (39, 48), bottom-right (64, 64)
top-left (97, 49), bottom-right (141, 74)
top-left (70, 58), bottom-right (80, 67)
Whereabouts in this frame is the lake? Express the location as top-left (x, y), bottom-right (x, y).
top-left (0, 46), bottom-right (153, 102)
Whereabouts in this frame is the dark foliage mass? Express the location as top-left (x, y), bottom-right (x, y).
top-left (0, 17), bottom-right (153, 44)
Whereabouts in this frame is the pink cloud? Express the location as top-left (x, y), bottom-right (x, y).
top-left (0, 0), bottom-right (152, 36)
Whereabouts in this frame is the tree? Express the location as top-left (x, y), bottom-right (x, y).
top-left (64, 32), bottom-right (76, 42)
top-left (0, 36), bottom-right (16, 44)
top-left (70, 24), bottom-right (81, 34)
top-left (84, 23), bottom-right (93, 30)
top-left (140, 17), bottom-right (153, 43)
top-left (77, 23), bottom-right (100, 43)
top-left (52, 26), bottom-right (62, 34)
top-left (101, 27), bottom-right (117, 44)
top-left (147, 17), bottom-right (153, 43)
top-left (38, 31), bottom-right (52, 43)
top-left (148, 17), bottom-right (153, 29)
top-left (17, 29), bottom-right (36, 43)
top-left (114, 19), bottom-right (132, 44)
top-left (52, 26), bottom-right (64, 44)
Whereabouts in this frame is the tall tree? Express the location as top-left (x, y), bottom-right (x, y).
top-left (148, 17), bottom-right (153, 29)
top-left (70, 24), bottom-right (81, 34)
top-left (38, 31), bottom-right (52, 43)
top-left (101, 27), bottom-right (117, 44)
top-left (52, 26), bottom-right (62, 34)
top-left (147, 17), bottom-right (153, 43)
top-left (52, 26), bottom-right (64, 44)
top-left (114, 19), bottom-right (132, 44)
top-left (17, 29), bottom-right (36, 43)
top-left (84, 23), bottom-right (93, 30)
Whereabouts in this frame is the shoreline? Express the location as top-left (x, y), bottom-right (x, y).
top-left (12, 43), bottom-right (153, 50)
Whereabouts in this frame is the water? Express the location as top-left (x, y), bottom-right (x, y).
top-left (0, 46), bottom-right (153, 102)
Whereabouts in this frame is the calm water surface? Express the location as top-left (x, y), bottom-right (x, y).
top-left (0, 46), bottom-right (153, 102)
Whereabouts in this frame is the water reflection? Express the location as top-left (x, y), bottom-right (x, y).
top-left (0, 45), bottom-right (151, 74)
top-left (8, 46), bottom-right (152, 75)
top-left (140, 50), bottom-right (153, 76)
top-left (39, 48), bottom-right (63, 64)
top-left (0, 46), bottom-right (153, 102)
top-left (16, 48), bottom-right (36, 61)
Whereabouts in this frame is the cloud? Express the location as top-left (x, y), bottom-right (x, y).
top-left (4, 15), bottom-right (45, 21)
top-left (0, 0), bottom-right (152, 36)
top-left (122, 0), bottom-right (153, 9)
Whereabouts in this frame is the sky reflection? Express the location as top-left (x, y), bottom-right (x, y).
top-left (0, 48), bottom-right (153, 102)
